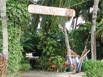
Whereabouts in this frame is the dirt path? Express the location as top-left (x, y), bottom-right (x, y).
top-left (21, 70), bottom-right (85, 77)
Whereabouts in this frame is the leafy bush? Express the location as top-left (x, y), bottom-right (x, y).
top-left (82, 60), bottom-right (103, 77)
top-left (8, 27), bottom-right (30, 74)
top-left (69, 22), bottom-right (91, 54)
top-left (8, 27), bottom-right (23, 73)
top-left (19, 59), bottom-right (31, 71)
top-left (50, 55), bottom-right (65, 72)
top-left (20, 63), bottom-right (30, 71)
top-left (7, 0), bottom-right (30, 74)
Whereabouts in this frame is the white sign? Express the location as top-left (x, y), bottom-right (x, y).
top-left (28, 4), bottom-right (75, 17)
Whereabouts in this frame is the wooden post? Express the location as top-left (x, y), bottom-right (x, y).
top-left (28, 4), bottom-right (75, 17)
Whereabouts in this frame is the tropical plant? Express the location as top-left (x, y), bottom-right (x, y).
top-left (7, 0), bottom-right (30, 74)
top-left (83, 60), bottom-right (103, 77)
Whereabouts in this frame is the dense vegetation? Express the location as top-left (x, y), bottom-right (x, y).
top-left (0, 0), bottom-right (103, 76)
top-left (83, 60), bottom-right (103, 77)
top-left (7, 0), bottom-right (30, 74)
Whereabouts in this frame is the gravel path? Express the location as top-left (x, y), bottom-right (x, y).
top-left (21, 71), bottom-right (85, 77)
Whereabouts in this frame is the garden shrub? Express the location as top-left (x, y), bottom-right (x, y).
top-left (8, 27), bottom-right (23, 74)
top-left (48, 55), bottom-right (65, 72)
top-left (19, 63), bottom-right (30, 71)
top-left (8, 26), bottom-right (31, 75)
top-left (7, 0), bottom-right (29, 74)
top-left (82, 60), bottom-right (103, 77)
top-left (19, 59), bottom-right (31, 71)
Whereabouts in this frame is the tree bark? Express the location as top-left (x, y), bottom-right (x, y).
top-left (64, 26), bottom-right (71, 56)
top-left (0, 0), bottom-right (8, 76)
top-left (91, 0), bottom-right (100, 60)
top-left (0, 0), bottom-right (8, 60)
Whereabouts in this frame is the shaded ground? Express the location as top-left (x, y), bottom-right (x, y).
top-left (21, 70), bottom-right (85, 77)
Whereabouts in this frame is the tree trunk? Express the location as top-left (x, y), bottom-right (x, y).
top-left (91, 0), bottom-right (100, 60)
top-left (64, 26), bottom-right (71, 56)
top-left (0, 0), bottom-right (8, 76)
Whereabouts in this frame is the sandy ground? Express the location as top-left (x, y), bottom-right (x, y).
top-left (21, 70), bottom-right (85, 77)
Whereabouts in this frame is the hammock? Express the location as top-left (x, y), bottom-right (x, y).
top-left (66, 46), bottom-right (90, 73)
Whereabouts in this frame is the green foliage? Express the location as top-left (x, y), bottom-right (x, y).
top-left (43, 36), bottom-right (65, 56)
top-left (7, 0), bottom-right (30, 73)
top-left (20, 63), bottom-right (30, 71)
top-left (38, 32), bottom-right (66, 71)
top-left (98, 0), bottom-right (103, 21)
top-left (97, 19), bottom-right (103, 38)
top-left (69, 22), bottom-right (91, 54)
top-left (50, 55), bottom-right (65, 71)
top-left (21, 11), bottom-right (66, 70)
top-left (39, 56), bottom-right (48, 70)
top-left (8, 27), bottom-right (23, 73)
top-left (7, 0), bottom-right (30, 30)
top-left (5, 0), bottom-right (103, 73)
top-left (21, 32), bottom-right (41, 52)
top-left (83, 60), bottom-right (103, 77)
top-left (96, 19), bottom-right (103, 59)
top-left (20, 0), bottom-right (94, 71)
top-left (50, 56), bottom-right (64, 65)
top-left (19, 59), bottom-right (31, 71)
top-left (39, 30), bottom-right (66, 70)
